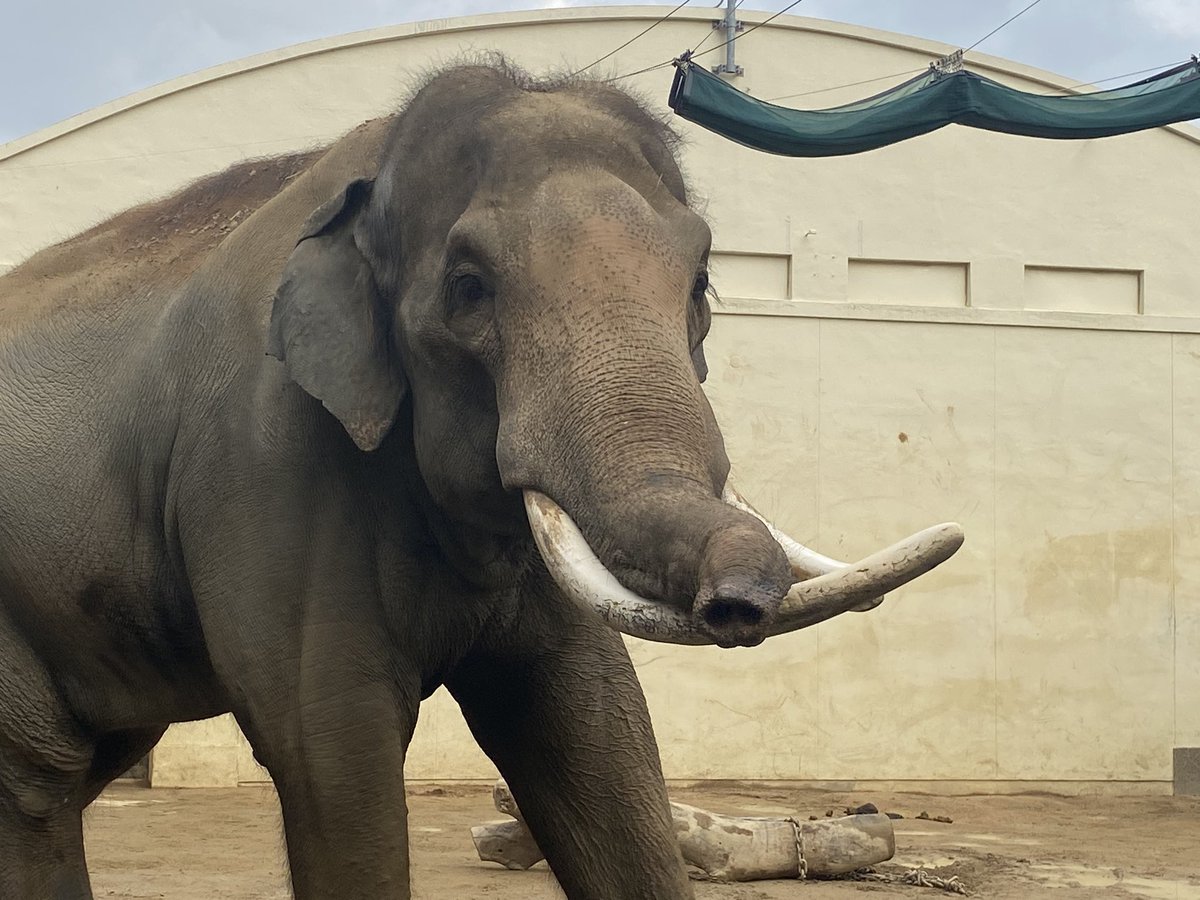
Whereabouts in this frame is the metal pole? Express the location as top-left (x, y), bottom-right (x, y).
top-left (723, 0), bottom-right (738, 77)
top-left (712, 0), bottom-right (743, 76)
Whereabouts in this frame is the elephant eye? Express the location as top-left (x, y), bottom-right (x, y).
top-left (692, 271), bottom-right (710, 299)
top-left (450, 272), bottom-right (493, 308)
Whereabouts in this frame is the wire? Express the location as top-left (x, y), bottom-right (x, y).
top-left (572, 0), bottom-right (693, 77)
top-left (603, 59), bottom-right (678, 82)
top-left (1066, 58), bottom-right (1193, 89)
top-left (603, 0), bottom-right (807, 82)
top-left (767, 55), bottom-right (1196, 107)
top-left (766, 0), bottom-right (1049, 105)
top-left (688, 21), bottom-right (720, 57)
top-left (767, 67), bottom-right (926, 103)
top-left (965, 0), bottom-right (1046, 52)
top-left (606, 0), bottom-right (1050, 97)
top-left (689, 0), bottom-right (807, 63)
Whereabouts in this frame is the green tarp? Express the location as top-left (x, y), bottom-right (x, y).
top-left (667, 57), bottom-right (1200, 157)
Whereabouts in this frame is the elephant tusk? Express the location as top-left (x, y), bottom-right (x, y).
top-left (524, 490), bottom-right (964, 646)
top-left (774, 521), bottom-right (962, 630)
top-left (721, 484), bottom-right (881, 612)
top-left (524, 489), bottom-right (711, 644)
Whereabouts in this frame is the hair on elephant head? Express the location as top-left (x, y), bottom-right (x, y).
top-left (267, 60), bottom-right (962, 648)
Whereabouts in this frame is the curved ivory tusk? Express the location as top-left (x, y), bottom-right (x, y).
top-left (524, 489), bottom-right (711, 644)
top-left (524, 490), bottom-right (964, 646)
top-left (774, 522), bottom-right (963, 629)
top-left (721, 485), bottom-right (843, 579)
top-left (721, 484), bottom-right (882, 612)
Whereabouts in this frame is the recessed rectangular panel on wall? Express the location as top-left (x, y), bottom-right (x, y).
top-left (709, 251), bottom-right (791, 301)
top-left (847, 258), bottom-right (969, 307)
top-left (1023, 265), bottom-right (1142, 314)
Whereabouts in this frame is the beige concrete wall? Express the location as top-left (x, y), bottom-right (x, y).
top-left (402, 314), bottom-right (1189, 790)
top-left (4, 8), bottom-right (1197, 788)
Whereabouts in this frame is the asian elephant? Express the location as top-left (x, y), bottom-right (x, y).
top-left (0, 60), bottom-right (961, 898)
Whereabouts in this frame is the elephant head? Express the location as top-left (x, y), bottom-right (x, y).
top-left (268, 62), bottom-right (962, 648)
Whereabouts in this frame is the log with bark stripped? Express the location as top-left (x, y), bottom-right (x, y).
top-left (471, 780), bottom-right (895, 881)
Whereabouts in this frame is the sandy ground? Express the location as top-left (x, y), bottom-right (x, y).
top-left (85, 782), bottom-right (1200, 898)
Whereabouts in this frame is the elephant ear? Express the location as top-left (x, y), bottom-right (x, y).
top-left (689, 289), bottom-right (711, 384)
top-left (691, 345), bottom-right (709, 384)
top-left (268, 179), bottom-right (407, 452)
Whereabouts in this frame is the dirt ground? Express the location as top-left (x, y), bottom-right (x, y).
top-left (85, 782), bottom-right (1200, 898)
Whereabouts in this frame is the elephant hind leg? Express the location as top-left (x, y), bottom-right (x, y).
top-left (0, 771), bottom-right (93, 899)
top-left (0, 623), bottom-right (97, 896)
top-left (0, 724), bottom-right (159, 898)
top-left (0, 711), bottom-right (97, 898)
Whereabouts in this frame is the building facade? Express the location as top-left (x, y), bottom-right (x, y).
top-left (3, 7), bottom-right (1198, 793)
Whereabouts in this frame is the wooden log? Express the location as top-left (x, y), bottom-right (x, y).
top-left (493, 779), bottom-right (524, 822)
top-left (470, 819), bottom-right (544, 870)
top-left (799, 813), bottom-right (895, 876)
top-left (480, 780), bottom-right (895, 881)
top-left (670, 801), bottom-right (800, 880)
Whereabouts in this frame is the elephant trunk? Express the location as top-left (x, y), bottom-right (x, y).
top-left (491, 170), bottom-right (963, 646)
top-left (496, 297), bottom-right (965, 649)
top-left (497, 307), bottom-right (795, 647)
top-left (585, 480), bottom-right (795, 648)
top-left (498, 306), bottom-right (966, 647)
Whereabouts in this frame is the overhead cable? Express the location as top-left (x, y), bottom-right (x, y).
top-left (604, 60), bottom-right (678, 82)
top-left (768, 67), bottom-right (927, 103)
top-left (1068, 59), bottom-right (1195, 89)
top-left (573, 0), bottom-right (692, 77)
top-left (966, 0), bottom-right (1047, 52)
top-left (767, 55), bottom-right (1197, 106)
top-left (768, 0), bottom-right (1055, 105)
top-left (687, 0), bottom-right (807, 64)
top-left (684, 22), bottom-right (720, 59)
top-left (606, 0), bottom-right (807, 82)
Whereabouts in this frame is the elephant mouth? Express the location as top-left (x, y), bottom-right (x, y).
top-left (523, 486), bottom-right (964, 647)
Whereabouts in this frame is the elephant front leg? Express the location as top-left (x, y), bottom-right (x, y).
top-left (240, 674), bottom-right (418, 899)
top-left (447, 603), bottom-right (693, 900)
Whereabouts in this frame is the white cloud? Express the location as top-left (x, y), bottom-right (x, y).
top-left (1141, 0), bottom-right (1200, 37)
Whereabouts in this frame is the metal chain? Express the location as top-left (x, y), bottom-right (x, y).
top-left (785, 817), bottom-right (808, 879)
top-left (830, 866), bottom-right (969, 894)
top-left (903, 868), bottom-right (969, 894)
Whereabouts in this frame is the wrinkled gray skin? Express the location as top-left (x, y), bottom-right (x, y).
top-left (0, 63), bottom-right (794, 898)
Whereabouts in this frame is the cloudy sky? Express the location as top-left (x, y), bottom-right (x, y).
top-left (4, 0), bottom-right (1198, 144)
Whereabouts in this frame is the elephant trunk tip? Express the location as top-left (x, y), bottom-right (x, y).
top-left (692, 581), bottom-right (769, 648)
top-left (693, 521), bottom-right (792, 648)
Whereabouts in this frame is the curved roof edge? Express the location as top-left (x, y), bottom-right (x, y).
top-left (5, 5), bottom-right (1197, 162)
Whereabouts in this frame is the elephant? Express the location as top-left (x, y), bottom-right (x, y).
top-left (0, 59), bottom-right (962, 898)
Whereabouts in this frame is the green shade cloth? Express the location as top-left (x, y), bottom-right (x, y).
top-left (667, 57), bottom-right (1200, 157)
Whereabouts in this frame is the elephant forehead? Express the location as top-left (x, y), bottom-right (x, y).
top-left (499, 178), bottom-right (688, 273)
top-left (478, 94), bottom-right (681, 193)
top-left (525, 208), bottom-right (685, 281)
top-left (484, 92), bottom-right (636, 150)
